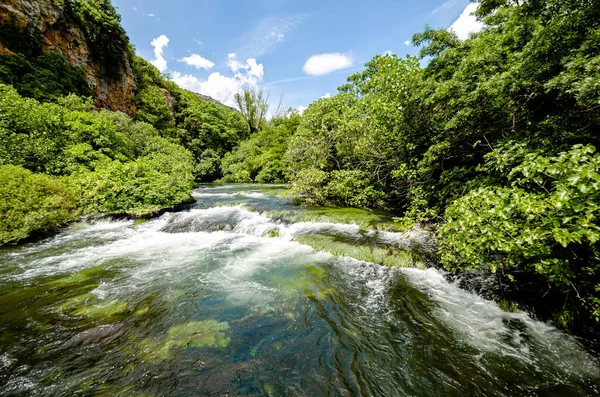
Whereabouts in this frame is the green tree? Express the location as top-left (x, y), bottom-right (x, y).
top-left (221, 110), bottom-right (301, 183)
top-left (179, 93), bottom-right (249, 180)
top-left (234, 87), bottom-right (269, 133)
top-left (284, 0), bottom-right (600, 328)
top-left (134, 86), bottom-right (176, 132)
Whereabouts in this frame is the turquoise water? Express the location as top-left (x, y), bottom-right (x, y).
top-left (0, 185), bottom-right (598, 396)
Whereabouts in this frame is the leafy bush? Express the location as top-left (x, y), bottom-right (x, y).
top-left (179, 94), bottom-right (249, 180)
top-left (1, 84), bottom-right (196, 231)
top-left (0, 165), bottom-right (77, 244)
top-left (66, 137), bottom-right (195, 216)
top-left (132, 56), bottom-right (164, 89)
top-left (255, 160), bottom-right (287, 183)
top-left (325, 170), bottom-right (385, 207)
top-left (0, 84), bottom-right (69, 173)
top-left (0, 84), bottom-right (163, 175)
top-left (288, 169), bottom-right (328, 205)
top-left (195, 149), bottom-right (222, 181)
top-left (440, 145), bottom-right (600, 323)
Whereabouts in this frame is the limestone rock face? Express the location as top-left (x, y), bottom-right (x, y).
top-left (0, 0), bottom-right (136, 113)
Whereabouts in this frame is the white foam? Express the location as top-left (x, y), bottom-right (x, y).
top-left (400, 267), bottom-right (600, 376)
top-left (0, 353), bottom-right (16, 370)
top-left (368, 227), bottom-right (433, 251)
top-left (193, 192), bottom-right (265, 199)
top-left (340, 257), bottom-right (399, 314)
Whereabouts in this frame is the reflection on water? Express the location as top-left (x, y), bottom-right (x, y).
top-left (0, 184), bottom-right (598, 396)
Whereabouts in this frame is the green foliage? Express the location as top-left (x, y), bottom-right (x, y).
top-left (288, 169), bottom-right (385, 208)
top-left (220, 110), bottom-right (300, 183)
top-left (0, 84), bottom-right (195, 236)
top-left (129, 57), bottom-right (250, 182)
top-left (440, 145), bottom-right (600, 323)
top-left (288, 168), bottom-right (328, 206)
top-left (179, 93), bottom-right (249, 180)
top-left (0, 84), bottom-right (168, 174)
top-left (0, 165), bottom-right (77, 244)
top-left (0, 51), bottom-right (91, 102)
top-left (289, 0), bottom-right (599, 216)
top-left (132, 56), bottom-right (164, 89)
top-left (324, 170), bottom-right (385, 208)
top-left (133, 86), bottom-right (176, 131)
top-left (195, 149), bottom-right (222, 181)
top-left (0, 84), bottom-right (70, 173)
top-left (56, 94), bottom-right (95, 112)
top-left (66, 137), bottom-right (195, 217)
top-left (287, 55), bottom-right (431, 208)
top-left (67, 0), bottom-right (130, 73)
top-left (412, 25), bottom-right (461, 58)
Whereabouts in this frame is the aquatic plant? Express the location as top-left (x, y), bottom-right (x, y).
top-left (296, 234), bottom-right (422, 269)
top-left (138, 319), bottom-right (231, 362)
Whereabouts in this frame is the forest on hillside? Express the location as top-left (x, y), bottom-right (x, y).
top-left (0, 0), bottom-right (599, 334)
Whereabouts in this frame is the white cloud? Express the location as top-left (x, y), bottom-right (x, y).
top-left (321, 93), bottom-right (332, 99)
top-left (132, 7), bottom-right (138, 11)
top-left (150, 35), bottom-right (169, 72)
top-left (170, 72), bottom-right (203, 93)
top-left (171, 72), bottom-right (243, 106)
top-left (383, 50), bottom-right (393, 56)
top-left (404, 40), bottom-right (411, 46)
top-left (170, 55), bottom-right (265, 107)
top-left (178, 54), bottom-right (215, 70)
top-left (145, 13), bottom-right (155, 17)
top-left (297, 106), bottom-right (307, 115)
top-left (227, 53), bottom-right (245, 73)
top-left (448, 3), bottom-right (484, 40)
top-left (303, 53), bottom-right (353, 76)
top-left (226, 54), bottom-right (264, 80)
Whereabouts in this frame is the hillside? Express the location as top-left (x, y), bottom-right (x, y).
top-left (0, 0), bottom-right (233, 113)
top-left (0, 0), bottom-right (250, 245)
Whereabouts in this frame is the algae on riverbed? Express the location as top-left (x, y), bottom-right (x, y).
top-left (259, 206), bottom-right (401, 231)
top-left (138, 320), bottom-right (231, 362)
top-left (296, 234), bottom-right (424, 268)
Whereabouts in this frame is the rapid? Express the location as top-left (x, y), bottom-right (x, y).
top-left (0, 185), bottom-right (598, 396)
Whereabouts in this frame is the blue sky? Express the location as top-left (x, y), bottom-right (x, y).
top-left (112, 0), bottom-right (482, 111)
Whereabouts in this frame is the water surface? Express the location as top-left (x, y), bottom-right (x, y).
top-left (1, 185), bottom-right (598, 396)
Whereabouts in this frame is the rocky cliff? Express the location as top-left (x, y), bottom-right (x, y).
top-left (0, 0), bottom-right (136, 113)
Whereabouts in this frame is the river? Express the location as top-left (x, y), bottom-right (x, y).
top-left (0, 184), bottom-right (599, 396)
